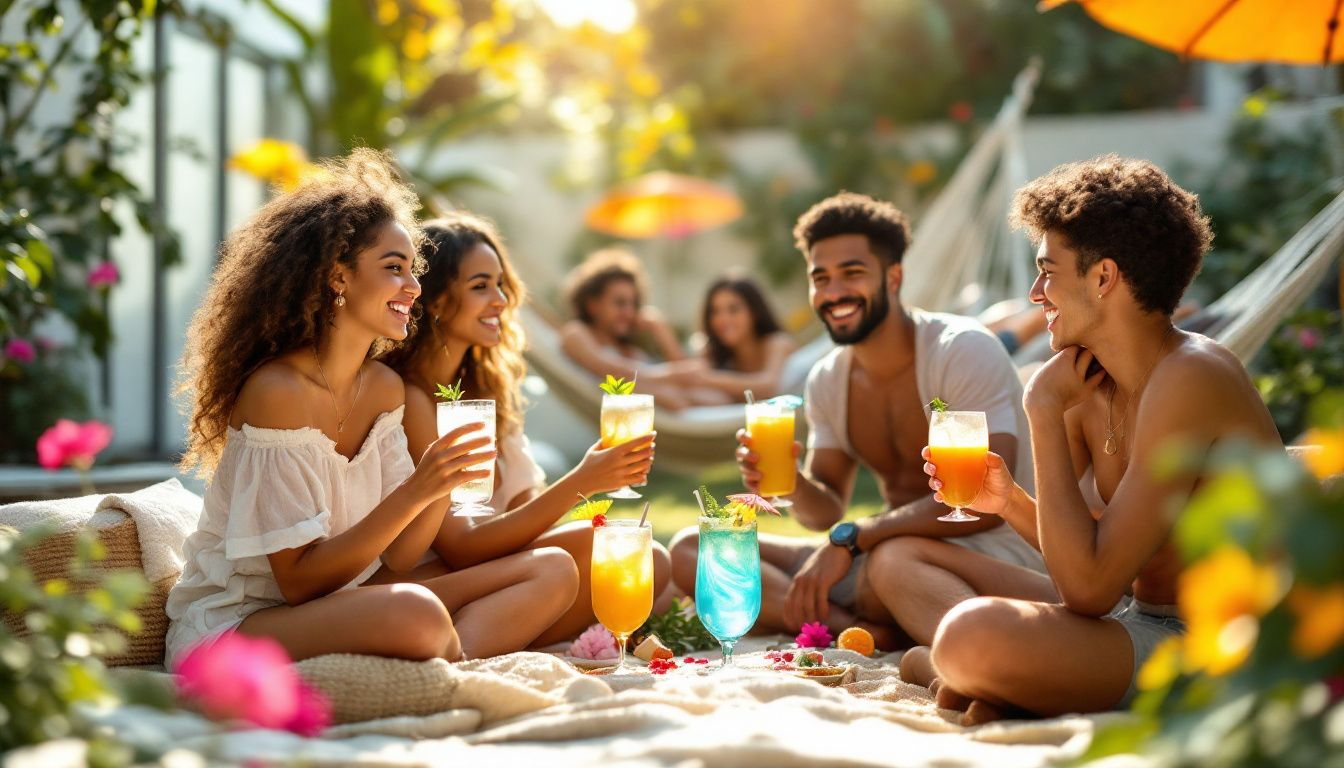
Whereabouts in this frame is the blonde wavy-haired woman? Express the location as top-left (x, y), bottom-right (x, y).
top-left (380, 212), bottom-right (669, 646)
top-left (167, 151), bottom-right (578, 665)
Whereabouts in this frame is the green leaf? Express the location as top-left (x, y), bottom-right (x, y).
top-left (434, 379), bottom-right (465, 401)
top-left (927, 397), bottom-right (949, 413)
top-left (599, 374), bottom-right (637, 395)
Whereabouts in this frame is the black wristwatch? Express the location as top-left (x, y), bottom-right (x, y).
top-left (829, 521), bottom-right (861, 557)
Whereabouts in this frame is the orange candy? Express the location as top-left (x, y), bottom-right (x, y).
top-left (837, 627), bottom-right (875, 657)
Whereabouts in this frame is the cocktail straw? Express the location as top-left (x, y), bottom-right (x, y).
top-left (692, 489), bottom-right (707, 516)
top-left (744, 389), bottom-right (755, 405)
top-left (639, 500), bottom-right (650, 527)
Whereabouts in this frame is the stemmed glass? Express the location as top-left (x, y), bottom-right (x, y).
top-left (695, 514), bottom-right (761, 668)
top-left (436, 399), bottom-right (496, 517)
top-left (928, 410), bottom-right (988, 522)
top-left (600, 393), bottom-right (655, 499)
top-left (590, 519), bottom-right (654, 671)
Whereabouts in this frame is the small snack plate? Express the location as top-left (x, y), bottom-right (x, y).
top-left (794, 664), bottom-right (857, 686)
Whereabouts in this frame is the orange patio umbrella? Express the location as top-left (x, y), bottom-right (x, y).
top-left (1041, 0), bottom-right (1344, 65)
top-left (584, 172), bottom-right (744, 239)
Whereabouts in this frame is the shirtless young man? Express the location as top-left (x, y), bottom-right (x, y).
top-left (909, 156), bottom-right (1281, 723)
top-left (669, 192), bottom-right (1044, 647)
top-left (559, 248), bottom-right (728, 409)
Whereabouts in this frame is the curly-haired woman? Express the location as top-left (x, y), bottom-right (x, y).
top-left (380, 212), bottom-right (669, 647)
top-left (165, 151), bottom-right (578, 665)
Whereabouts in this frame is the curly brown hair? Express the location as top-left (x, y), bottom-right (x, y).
top-left (1011, 155), bottom-right (1212, 315)
top-left (793, 191), bottom-right (912, 267)
top-left (177, 148), bottom-right (425, 477)
top-left (379, 213), bottom-right (528, 437)
top-left (563, 248), bottom-right (648, 324)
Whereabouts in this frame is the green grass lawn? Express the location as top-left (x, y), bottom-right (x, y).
top-left (588, 460), bottom-right (888, 545)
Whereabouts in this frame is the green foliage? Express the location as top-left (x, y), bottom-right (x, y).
top-left (927, 398), bottom-right (949, 414)
top-left (0, 1), bottom-right (185, 461)
top-left (1254, 310), bottom-right (1344, 439)
top-left (697, 484), bottom-right (726, 518)
top-left (636, 596), bottom-right (716, 656)
top-left (0, 343), bottom-right (91, 461)
top-left (0, 525), bottom-right (150, 752)
top-left (1083, 394), bottom-right (1344, 767)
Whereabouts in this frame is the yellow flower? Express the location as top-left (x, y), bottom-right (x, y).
top-left (1178, 546), bottom-right (1280, 676)
top-left (1243, 95), bottom-right (1268, 118)
top-left (905, 160), bottom-right (937, 186)
top-left (726, 502), bottom-right (756, 527)
top-left (228, 139), bottom-right (318, 192)
top-left (1299, 428), bottom-right (1344, 482)
top-left (1136, 636), bottom-right (1182, 692)
top-left (1288, 583), bottom-right (1344, 659)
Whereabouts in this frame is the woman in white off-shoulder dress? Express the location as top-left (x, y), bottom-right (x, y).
top-left (165, 151), bottom-right (578, 665)
top-left (378, 213), bottom-right (669, 647)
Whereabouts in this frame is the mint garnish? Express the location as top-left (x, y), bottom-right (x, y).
top-left (599, 374), bottom-right (636, 396)
top-left (435, 379), bottom-right (465, 402)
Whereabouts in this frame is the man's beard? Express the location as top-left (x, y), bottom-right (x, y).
top-left (819, 289), bottom-right (890, 345)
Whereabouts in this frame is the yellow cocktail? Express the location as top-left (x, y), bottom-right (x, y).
top-left (591, 519), bottom-right (654, 670)
top-left (746, 401), bottom-right (797, 507)
top-left (600, 393), bottom-right (655, 499)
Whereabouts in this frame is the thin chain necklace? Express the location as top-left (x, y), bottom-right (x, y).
top-left (1104, 326), bottom-right (1175, 456)
top-left (312, 347), bottom-right (364, 434)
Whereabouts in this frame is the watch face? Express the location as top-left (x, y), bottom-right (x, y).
top-left (830, 522), bottom-right (855, 546)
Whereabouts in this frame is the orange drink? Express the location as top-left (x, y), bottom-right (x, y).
top-left (928, 410), bottom-right (988, 522)
top-left (591, 519), bottom-right (654, 669)
top-left (746, 401), bottom-right (797, 507)
top-left (929, 444), bottom-right (988, 508)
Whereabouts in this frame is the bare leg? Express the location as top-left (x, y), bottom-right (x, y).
top-left (238, 582), bottom-right (461, 662)
top-left (900, 646), bottom-right (934, 687)
top-left (524, 520), bottom-right (671, 647)
top-left (671, 528), bottom-right (855, 634)
top-left (931, 597), bottom-right (1133, 717)
top-left (862, 536), bottom-right (1057, 646)
top-left (370, 548), bottom-right (580, 659)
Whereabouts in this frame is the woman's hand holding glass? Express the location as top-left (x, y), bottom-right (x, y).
top-left (406, 422), bottom-right (497, 504)
top-left (574, 433), bottom-right (656, 495)
top-left (920, 446), bottom-right (1016, 517)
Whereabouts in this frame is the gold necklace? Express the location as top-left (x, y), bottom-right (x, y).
top-left (1104, 326), bottom-right (1174, 456)
top-left (312, 348), bottom-right (364, 433)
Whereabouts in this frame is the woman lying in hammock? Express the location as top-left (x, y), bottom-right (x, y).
top-left (166, 150), bottom-right (577, 665)
top-left (674, 274), bottom-right (798, 402)
top-left (378, 212), bottom-right (671, 647)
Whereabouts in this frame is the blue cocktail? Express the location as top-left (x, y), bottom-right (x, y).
top-left (695, 516), bottom-right (761, 667)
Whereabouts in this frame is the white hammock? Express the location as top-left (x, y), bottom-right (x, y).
top-left (521, 64), bottom-right (1044, 468)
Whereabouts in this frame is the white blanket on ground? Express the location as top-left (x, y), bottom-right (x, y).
top-left (71, 646), bottom-right (1137, 768)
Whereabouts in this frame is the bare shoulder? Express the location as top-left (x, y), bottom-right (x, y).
top-left (402, 378), bottom-right (435, 422)
top-left (361, 360), bottom-right (407, 415)
top-left (1144, 332), bottom-right (1277, 442)
top-left (233, 357), bottom-right (317, 430)
top-left (560, 320), bottom-right (593, 343)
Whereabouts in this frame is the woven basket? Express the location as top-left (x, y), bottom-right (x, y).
top-left (0, 511), bottom-right (171, 666)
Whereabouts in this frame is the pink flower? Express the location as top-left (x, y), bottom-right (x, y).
top-left (4, 338), bottom-right (36, 365)
top-left (568, 623), bottom-right (619, 660)
top-left (87, 261), bottom-right (120, 289)
top-left (795, 621), bottom-right (833, 649)
top-left (949, 101), bottom-right (974, 123)
top-left (36, 419), bottom-right (113, 471)
top-left (1298, 328), bottom-right (1321, 351)
top-left (174, 631), bottom-right (330, 735)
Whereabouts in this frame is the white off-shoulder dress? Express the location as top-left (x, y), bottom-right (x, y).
top-left (164, 407), bottom-right (414, 666)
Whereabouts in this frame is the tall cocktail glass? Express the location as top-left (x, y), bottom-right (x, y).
top-left (591, 519), bottom-right (654, 671)
top-left (928, 410), bottom-right (988, 522)
top-left (436, 399), bottom-right (496, 517)
top-left (600, 393), bottom-right (655, 499)
top-left (695, 515), bottom-right (761, 668)
top-left (745, 401), bottom-right (797, 509)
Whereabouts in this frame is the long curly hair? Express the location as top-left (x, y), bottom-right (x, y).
top-left (378, 212), bottom-right (528, 438)
top-left (701, 275), bottom-right (783, 370)
top-left (177, 149), bottom-right (425, 477)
